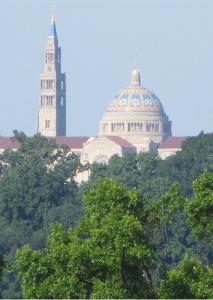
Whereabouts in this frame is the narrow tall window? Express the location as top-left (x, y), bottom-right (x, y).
top-left (45, 120), bottom-right (50, 129)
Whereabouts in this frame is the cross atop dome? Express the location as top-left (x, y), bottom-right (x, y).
top-left (49, 15), bottom-right (57, 38)
top-left (131, 67), bottom-right (141, 86)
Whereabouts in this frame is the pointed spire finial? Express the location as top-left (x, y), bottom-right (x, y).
top-left (51, 15), bottom-right (55, 24)
top-left (49, 13), bottom-right (57, 38)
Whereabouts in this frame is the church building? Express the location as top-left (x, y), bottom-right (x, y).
top-left (0, 16), bottom-right (187, 174)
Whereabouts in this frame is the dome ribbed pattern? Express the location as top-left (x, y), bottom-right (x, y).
top-left (107, 86), bottom-right (164, 113)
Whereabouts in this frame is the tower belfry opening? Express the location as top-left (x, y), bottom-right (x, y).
top-left (38, 16), bottom-right (66, 137)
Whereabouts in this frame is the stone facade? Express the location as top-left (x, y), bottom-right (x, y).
top-left (81, 136), bottom-right (136, 164)
top-left (38, 16), bottom-right (66, 137)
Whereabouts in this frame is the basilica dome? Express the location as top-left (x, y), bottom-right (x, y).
top-left (107, 68), bottom-right (164, 114)
top-left (107, 86), bottom-right (163, 114)
top-left (99, 67), bottom-right (172, 152)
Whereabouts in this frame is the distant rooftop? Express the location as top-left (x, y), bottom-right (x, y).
top-left (159, 136), bottom-right (188, 149)
top-left (0, 136), bottom-right (90, 150)
top-left (106, 136), bottom-right (136, 149)
top-left (0, 137), bottom-right (20, 150)
top-left (0, 136), bottom-right (188, 152)
top-left (54, 136), bottom-right (89, 149)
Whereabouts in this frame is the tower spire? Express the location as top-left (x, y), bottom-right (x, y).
top-left (38, 16), bottom-right (66, 137)
top-left (49, 15), bottom-right (57, 38)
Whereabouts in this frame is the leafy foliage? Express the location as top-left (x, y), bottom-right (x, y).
top-left (85, 133), bottom-right (213, 271)
top-left (158, 255), bottom-right (213, 299)
top-left (1, 132), bottom-right (213, 298)
top-left (0, 132), bottom-right (83, 297)
top-left (88, 133), bottom-right (213, 199)
top-left (186, 171), bottom-right (213, 240)
top-left (15, 173), bottom-right (213, 299)
top-left (15, 180), bottom-right (156, 299)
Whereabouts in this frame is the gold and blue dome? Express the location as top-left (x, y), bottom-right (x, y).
top-left (107, 68), bottom-right (164, 113)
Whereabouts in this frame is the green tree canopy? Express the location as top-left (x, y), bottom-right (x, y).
top-left (88, 133), bottom-right (213, 200)
top-left (2, 132), bottom-right (213, 298)
top-left (15, 170), bottom-right (213, 299)
top-left (0, 132), bottom-right (84, 297)
top-left (15, 179), bottom-right (156, 299)
top-left (158, 254), bottom-right (213, 299)
top-left (186, 171), bottom-right (213, 240)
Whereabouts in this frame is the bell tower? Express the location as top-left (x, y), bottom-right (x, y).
top-left (38, 16), bottom-right (66, 136)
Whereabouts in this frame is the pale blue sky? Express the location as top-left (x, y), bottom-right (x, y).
top-left (0, 0), bottom-right (212, 137)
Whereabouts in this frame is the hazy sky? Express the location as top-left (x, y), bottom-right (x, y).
top-left (0, 0), bottom-right (212, 137)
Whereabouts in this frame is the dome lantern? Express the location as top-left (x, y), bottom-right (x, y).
top-left (131, 67), bottom-right (141, 86)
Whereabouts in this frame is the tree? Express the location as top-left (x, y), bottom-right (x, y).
top-left (185, 171), bottom-right (213, 240)
top-left (15, 179), bottom-right (156, 299)
top-left (4, 132), bottom-right (213, 297)
top-left (0, 132), bottom-right (83, 297)
top-left (0, 132), bottom-right (82, 254)
top-left (158, 254), bottom-right (213, 299)
top-left (87, 133), bottom-right (213, 200)
top-left (146, 184), bottom-right (190, 285)
top-left (0, 255), bottom-right (4, 285)
top-left (84, 133), bottom-right (213, 273)
top-left (158, 171), bottom-right (213, 299)
top-left (14, 170), bottom-right (213, 299)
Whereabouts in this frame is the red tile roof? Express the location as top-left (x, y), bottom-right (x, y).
top-left (159, 136), bottom-right (188, 149)
top-left (0, 137), bottom-right (20, 150)
top-left (54, 136), bottom-right (89, 149)
top-left (0, 136), bottom-right (90, 150)
top-left (106, 136), bottom-right (136, 149)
